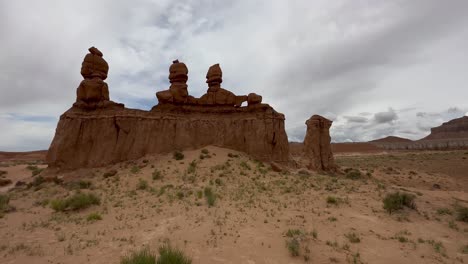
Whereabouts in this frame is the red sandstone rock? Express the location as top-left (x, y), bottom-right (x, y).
top-left (247, 93), bottom-right (262, 105)
top-left (303, 115), bottom-right (336, 171)
top-left (47, 51), bottom-right (290, 169)
top-left (423, 116), bottom-right (468, 140)
top-left (74, 47), bottom-right (122, 110)
top-left (156, 60), bottom-right (190, 104)
top-left (198, 64), bottom-right (247, 107)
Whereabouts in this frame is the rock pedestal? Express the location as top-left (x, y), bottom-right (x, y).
top-left (303, 115), bottom-right (336, 171)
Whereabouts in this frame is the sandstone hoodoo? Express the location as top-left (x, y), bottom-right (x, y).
top-left (74, 47), bottom-right (123, 110)
top-left (303, 115), bottom-right (336, 171)
top-left (47, 48), bottom-right (293, 169)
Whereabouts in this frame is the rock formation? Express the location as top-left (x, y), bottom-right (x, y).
top-left (198, 64), bottom-right (249, 107)
top-left (156, 60), bottom-right (197, 104)
top-left (423, 116), bottom-right (468, 140)
top-left (74, 47), bottom-right (122, 110)
top-left (303, 115), bottom-right (336, 171)
top-left (47, 49), bottom-right (289, 169)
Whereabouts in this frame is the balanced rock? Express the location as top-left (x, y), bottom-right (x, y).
top-left (156, 60), bottom-right (191, 104)
top-left (75, 47), bottom-right (116, 109)
top-left (247, 93), bottom-right (262, 105)
top-left (199, 64), bottom-right (247, 107)
top-left (303, 115), bottom-right (336, 171)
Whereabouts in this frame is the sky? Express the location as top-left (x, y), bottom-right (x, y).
top-left (1, 0), bottom-right (468, 151)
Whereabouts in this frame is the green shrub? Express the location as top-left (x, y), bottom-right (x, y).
top-left (131, 166), bottom-right (140, 174)
top-left (345, 232), bottom-right (361, 243)
top-left (50, 192), bottom-right (100, 212)
top-left (286, 238), bottom-right (300, 257)
top-left (0, 194), bottom-right (12, 213)
top-left (345, 169), bottom-right (362, 180)
top-left (201, 149), bottom-right (209, 154)
top-left (240, 161), bottom-right (251, 170)
top-left (121, 247), bottom-right (156, 264)
top-left (78, 180), bottom-right (92, 189)
top-left (137, 179), bottom-right (149, 190)
top-left (152, 170), bottom-right (162, 180)
top-left (204, 187), bottom-right (216, 207)
top-left (87, 212), bottom-right (102, 222)
top-left (173, 151), bottom-right (184, 161)
top-left (157, 243), bottom-right (192, 264)
top-left (383, 192), bottom-right (416, 214)
top-left (326, 196), bottom-right (338, 205)
top-left (187, 161), bottom-right (196, 174)
top-left (286, 229), bottom-right (303, 237)
top-left (26, 165), bottom-right (43, 176)
top-left (456, 206), bottom-right (468, 222)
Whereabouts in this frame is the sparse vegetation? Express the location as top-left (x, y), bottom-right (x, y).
top-left (383, 192), bottom-right (416, 214)
top-left (157, 243), bottom-right (192, 264)
top-left (344, 168), bottom-right (363, 180)
top-left (345, 232), bottom-right (361, 243)
top-left (204, 187), bottom-right (216, 207)
top-left (137, 179), bottom-right (149, 190)
top-left (26, 165), bottom-right (44, 176)
top-left (87, 212), bottom-right (102, 222)
top-left (286, 238), bottom-right (300, 257)
top-left (103, 169), bottom-right (117, 178)
top-left (152, 169), bottom-right (162, 180)
top-left (0, 194), bottom-right (13, 216)
top-left (456, 206), bottom-right (468, 222)
top-left (130, 166), bottom-right (140, 174)
top-left (50, 192), bottom-right (100, 212)
top-left (173, 151), bottom-right (184, 160)
top-left (121, 247), bottom-right (156, 264)
top-left (326, 196), bottom-right (339, 205)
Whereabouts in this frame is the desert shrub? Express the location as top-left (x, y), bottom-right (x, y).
top-left (0, 170), bottom-right (7, 177)
top-left (87, 212), bottom-right (102, 222)
top-left (240, 161), bottom-right (251, 170)
top-left (383, 192), bottom-right (416, 214)
top-left (131, 166), bottom-right (140, 174)
top-left (176, 191), bottom-right (184, 199)
top-left (436, 208), bottom-right (452, 215)
top-left (0, 194), bottom-right (12, 214)
top-left (152, 170), bottom-right (162, 180)
top-left (26, 165), bottom-right (43, 176)
top-left (204, 187), bottom-right (216, 207)
top-left (80, 180), bottom-right (91, 189)
top-left (227, 153), bottom-right (239, 158)
top-left (173, 151), bottom-right (184, 161)
top-left (157, 243), bottom-right (192, 264)
top-left (0, 178), bottom-right (12, 186)
top-left (187, 161), bottom-right (197, 174)
top-left (286, 238), bottom-right (300, 257)
top-left (137, 179), bottom-right (149, 190)
top-left (286, 229), bottom-right (303, 237)
top-left (196, 190), bottom-right (203, 199)
top-left (50, 192), bottom-right (100, 212)
top-left (121, 247), bottom-right (156, 264)
top-left (456, 206), bottom-right (468, 222)
top-left (345, 169), bottom-right (362, 180)
top-left (345, 232), bottom-right (361, 243)
top-left (201, 149), bottom-right (209, 155)
top-left (326, 196), bottom-right (338, 205)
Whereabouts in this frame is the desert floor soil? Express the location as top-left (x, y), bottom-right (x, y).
top-left (0, 147), bottom-right (467, 264)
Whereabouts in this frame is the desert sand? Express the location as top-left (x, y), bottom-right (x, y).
top-left (1, 147), bottom-right (467, 264)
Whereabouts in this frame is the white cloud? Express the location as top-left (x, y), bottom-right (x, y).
top-left (1, 0), bottom-right (468, 150)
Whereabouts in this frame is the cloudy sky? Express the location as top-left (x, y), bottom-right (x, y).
top-left (1, 0), bottom-right (468, 151)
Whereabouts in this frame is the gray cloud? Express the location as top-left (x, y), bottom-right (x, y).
top-left (1, 1), bottom-right (468, 150)
top-left (374, 108), bottom-right (398, 124)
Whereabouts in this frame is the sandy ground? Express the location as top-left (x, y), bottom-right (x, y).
top-left (0, 147), bottom-right (467, 264)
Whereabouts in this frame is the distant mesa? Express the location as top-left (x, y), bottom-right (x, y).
top-left (46, 47), bottom-right (334, 172)
top-left (369, 116), bottom-right (468, 150)
top-left (370, 136), bottom-right (413, 143)
top-left (422, 116), bottom-right (468, 140)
